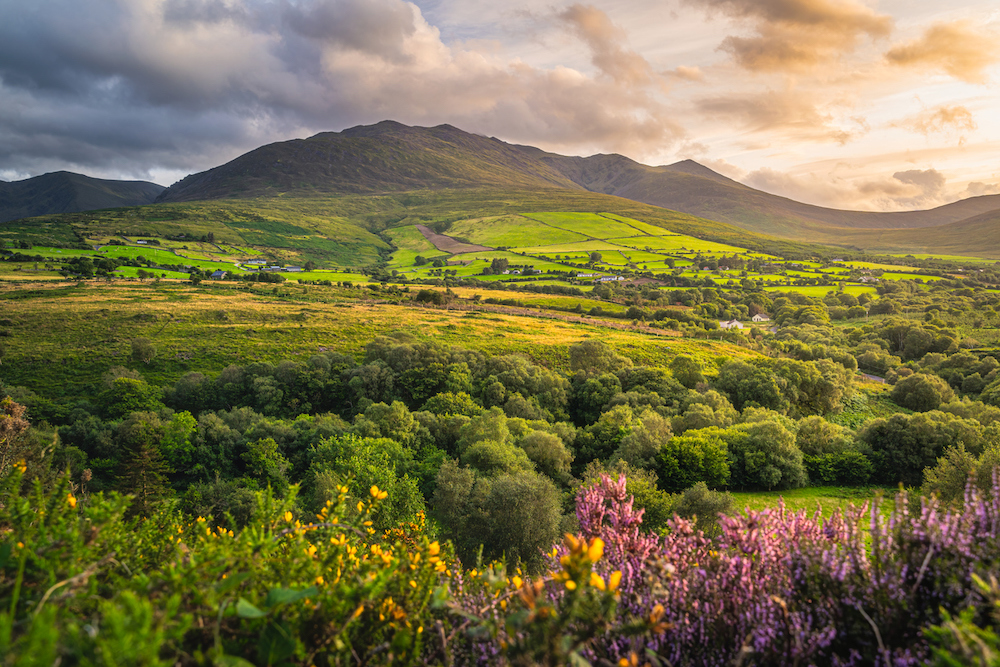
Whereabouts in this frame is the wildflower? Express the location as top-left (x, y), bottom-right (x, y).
top-left (608, 570), bottom-right (622, 592)
top-left (66, 493), bottom-right (77, 508)
top-left (283, 511), bottom-right (294, 523)
top-left (590, 572), bottom-right (606, 590)
top-left (370, 485), bottom-right (388, 500)
top-left (587, 537), bottom-right (604, 562)
top-left (565, 580), bottom-right (577, 591)
top-left (428, 541), bottom-right (440, 556)
top-left (315, 576), bottom-right (325, 585)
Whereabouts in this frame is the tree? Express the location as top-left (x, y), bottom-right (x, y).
top-left (860, 411), bottom-right (985, 486)
top-left (102, 377), bottom-right (164, 419)
top-left (891, 373), bottom-right (955, 412)
top-left (723, 420), bottom-right (806, 491)
top-left (656, 429), bottom-right (730, 492)
top-left (519, 431), bottom-right (573, 482)
top-left (461, 440), bottom-right (534, 476)
top-left (131, 337), bottom-right (156, 365)
top-left (116, 412), bottom-right (171, 517)
top-left (433, 462), bottom-right (561, 571)
top-left (589, 251), bottom-right (603, 264)
top-left (671, 355), bottom-right (705, 389)
top-left (242, 437), bottom-right (291, 495)
top-left (615, 411), bottom-right (673, 469)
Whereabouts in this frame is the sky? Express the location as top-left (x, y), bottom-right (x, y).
top-left (1, 0), bottom-right (999, 212)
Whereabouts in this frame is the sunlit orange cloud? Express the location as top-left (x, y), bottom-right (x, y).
top-left (739, 141), bottom-right (1000, 210)
top-left (695, 88), bottom-right (858, 144)
top-left (886, 20), bottom-right (1000, 84)
top-left (892, 105), bottom-right (977, 136)
top-left (686, 0), bottom-right (891, 72)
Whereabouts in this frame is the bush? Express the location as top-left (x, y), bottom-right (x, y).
top-left (803, 450), bottom-right (873, 485)
top-left (891, 373), bottom-right (955, 412)
top-left (724, 420), bottom-right (807, 491)
top-left (656, 430), bottom-right (730, 493)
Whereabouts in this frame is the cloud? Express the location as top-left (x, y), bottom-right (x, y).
top-left (687, 0), bottom-right (892, 72)
top-left (556, 4), bottom-right (654, 85)
top-left (893, 105), bottom-right (977, 136)
top-left (741, 165), bottom-right (961, 211)
top-left (892, 168), bottom-right (945, 195)
top-left (886, 21), bottom-right (1000, 84)
top-left (0, 0), bottom-right (685, 179)
top-left (665, 65), bottom-right (704, 82)
top-left (963, 181), bottom-right (1000, 197)
top-left (696, 89), bottom-right (856, 144)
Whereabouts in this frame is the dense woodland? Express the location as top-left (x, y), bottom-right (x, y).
top-left (5, 275), bottom-right (1000, 665)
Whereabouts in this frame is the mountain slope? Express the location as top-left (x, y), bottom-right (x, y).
top-left (0, 171), bottom-right (164, 223)
top-left (156, 121), bottom-right (583, 202)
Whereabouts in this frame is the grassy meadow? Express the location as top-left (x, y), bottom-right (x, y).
top-left (0, 279), bottom-right (759, 399)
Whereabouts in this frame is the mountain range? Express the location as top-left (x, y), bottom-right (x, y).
top-left (0, 171), bottom-right (164, 224)
top-left (154, 121), bottom-right (1000, 251)
top-left (6, 121), bottom-right (1000, 256)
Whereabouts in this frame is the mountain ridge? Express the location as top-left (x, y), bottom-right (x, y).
top-left (154, 121), bottom-right (1000, 246)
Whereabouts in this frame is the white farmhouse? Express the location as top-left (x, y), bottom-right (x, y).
top-left (719, 319), bottom-right (743, 330)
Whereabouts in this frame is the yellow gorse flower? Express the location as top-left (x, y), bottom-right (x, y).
top-left (66, 493), bottom-right (77, 508)
top-left (369, 485), bottom-right (388, 500)
top-left (587, 537), bottom-right (604, 562)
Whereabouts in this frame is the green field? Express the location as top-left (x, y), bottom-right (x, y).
top-left (763, 284), bottom-right (878, 297)
top-left (521, 212), bottom-right (652, 239)
top-left (385, 226), bottom-right (443, 268)
top-left (447, 215), bottom-right (587, 247)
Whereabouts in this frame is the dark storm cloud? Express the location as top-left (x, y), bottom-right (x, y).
top-left (0, 0), bottom-right (685, 181)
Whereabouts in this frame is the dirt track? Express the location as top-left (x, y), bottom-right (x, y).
top-left (415, 224), bottom-right (492, 254)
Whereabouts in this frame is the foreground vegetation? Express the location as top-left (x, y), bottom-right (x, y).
top-left (2, 459), bottom-right (1000, 666)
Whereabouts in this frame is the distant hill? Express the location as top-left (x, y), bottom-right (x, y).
top-left (0, 171), bottom-right (164, 223)
top-left (156, 122), bottom-right (1000, 249)
top-left (526, 150), bottom-right (1000, 239)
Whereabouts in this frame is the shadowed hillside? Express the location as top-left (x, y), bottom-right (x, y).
top-left (156, 121), bottom-right (583, 202)
top-left (0, 171), bottom-right (164, 223)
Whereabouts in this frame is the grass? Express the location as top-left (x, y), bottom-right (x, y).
top-left (521, 212), bottom-right (645, 239)
top-left (763, 285), bottom-right (878, 298)
top-left (385, 226), bottom-right (443, 268)
top-left (447, 215), bottom-right (587, 247)
top-left (731, 486), bottom-right (895, 522)
top-left (0, 279), bottom-right (761, 400)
